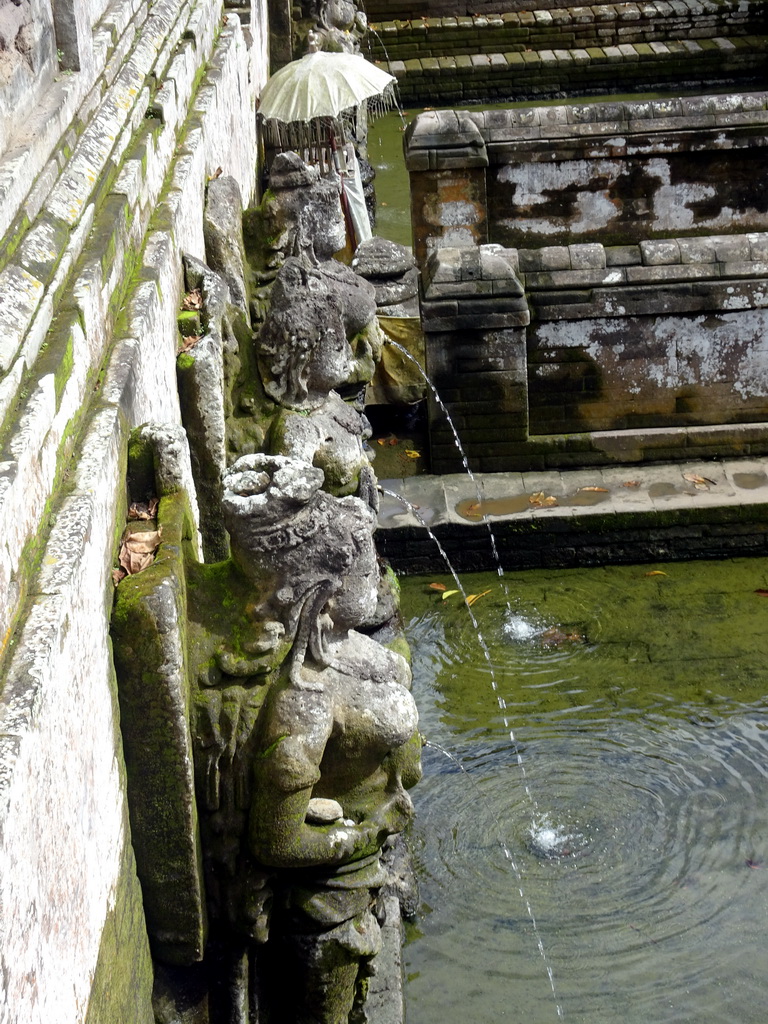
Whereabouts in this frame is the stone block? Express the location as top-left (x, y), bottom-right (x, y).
top-left (678, 237), bottom-right (717, 264)
top-left (640, 239), bottom-right (681, 265)
top-left (569, 243), bottom-right (606, 269)
top-left (605, 245), bottom-right (642, 266)
top-left (711, 235), bottom-right (751, 262)
top-left (538, 246), bottom-right (572, 270)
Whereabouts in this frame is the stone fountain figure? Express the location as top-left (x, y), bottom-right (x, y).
top-left (220, 454), bottom-right (421, 1021)
top-left (255, 255), bottom-right (382, 508)
top-left (116, 148), bottom-right (418, 1017)
top-left (299, 0), bottom-right (367, 54)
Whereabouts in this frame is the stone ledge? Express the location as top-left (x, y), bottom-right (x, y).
top-left (376, 455), bottom-right (768, 572)
top-left (0, 11), bottom-right (258, 658)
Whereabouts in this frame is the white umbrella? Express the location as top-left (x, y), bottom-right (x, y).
top-left (258, 50), bottom-right (396, 149)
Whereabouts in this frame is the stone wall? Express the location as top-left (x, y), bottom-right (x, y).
top-left (406, 95), bottom-right (768, 263)
top-left (407, 96), bottom-right (768, 475)
top-left (0, 2), bottom-right (267, 1021)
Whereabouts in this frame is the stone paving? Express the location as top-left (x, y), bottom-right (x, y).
top-left (376, 455), bottom-right (768, 573)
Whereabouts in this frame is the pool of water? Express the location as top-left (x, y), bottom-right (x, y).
top-left (399, 557), bottom-right (768, 1023)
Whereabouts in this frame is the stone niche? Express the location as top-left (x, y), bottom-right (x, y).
top-left (406, 94), bottom-right (768, 473)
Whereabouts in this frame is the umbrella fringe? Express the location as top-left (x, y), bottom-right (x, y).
top-left (260, 86), bottom-right (397, 154)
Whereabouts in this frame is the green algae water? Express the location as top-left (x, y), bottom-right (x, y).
top-left (399, 557), bottom-right (768, 1024)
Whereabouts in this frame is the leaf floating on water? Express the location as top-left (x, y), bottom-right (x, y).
top-left (119, 528), bottom-right (161, 575)
top-left (466, 589), bottom-right (491, 607)
top-left (645, 570), bottom-right (668, 577)
top-left (683, 472), bottom-right (715, 489)
top-left (404, 449), bottom-right (421, 459)
top-left (529, 491), bottom-right (558, 507)
top-left (465, 501), bottom-right (483, 518)
top-left (428, 582), bottom-right (447, 591)
top-left (441, 590), bottom-right (459, 600)
top-left (579, 486), bottom-right (609, 493)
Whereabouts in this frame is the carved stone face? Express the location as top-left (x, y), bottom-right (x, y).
top-left (324, 0), bottom-right (357, 29)
top-left (324, 499), bottom-right (379, 629)
top-left (307, 323), bottom-right (355, 394)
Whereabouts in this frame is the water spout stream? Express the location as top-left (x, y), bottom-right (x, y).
top-left (383, 338), bottom-right (505, 576)
top-left (381, 487), bottom-right (564, 1019)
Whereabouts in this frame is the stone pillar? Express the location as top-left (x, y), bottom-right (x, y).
top-left (405, 110), bottom-right (489, 267)
top-left (420, 245), bottom-right (530, 474)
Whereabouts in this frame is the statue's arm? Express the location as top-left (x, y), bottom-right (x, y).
top-left (249, 694), bottom-right (382, 868)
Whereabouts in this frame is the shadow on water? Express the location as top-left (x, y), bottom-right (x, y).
top-left (400, 558), bottom-right (768, 1024)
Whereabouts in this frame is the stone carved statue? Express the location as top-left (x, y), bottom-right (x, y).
top-left (258, 153), bottom-right (347, 277)
top-left (255, 256), bottom-right (383, 507)
top-left (300, 0), bottom-right (367, 53)
top-left (219, 453), bottom-right (421, 1022)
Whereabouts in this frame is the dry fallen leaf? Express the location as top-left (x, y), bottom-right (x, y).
top-left (466, 589), bottom-right (491, 607)
top-left (429, 582), bottom-right (447, 591)
top-left (179, 334), bottom-right (201, 353)
top-left (754, 589), bottom-right (768, 597)
top-left (404, 449), bottom-right (421, 459)
top-left (683, 472), bottom-right (715, 489)
top-left (128, 497), bottom-right (159, 521)
top-left (645, 570), bottom-right (668, 577)
top-left (112, 567), bottom-right (127, 586)
top-left (441, 590), bottom-right (459, 600)
top-left (623, 480), bottom-right (641, 488)
top-left (579, 486), bottom-right (609, 493)
top-left (182, 289), bottom-right (203, 311)
top-left (119, 528), bottom-right (161, 575)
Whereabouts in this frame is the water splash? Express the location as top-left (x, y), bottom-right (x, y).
top-left (528, 813), bottom-right (584, 860)
top-left (505, 613), bottom-right (544, 642)
top-left (425, 739), bottom-right (565, 1018)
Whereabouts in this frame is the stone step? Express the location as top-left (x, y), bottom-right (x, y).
top-left (376, 35), bottom-right (768, 105)
top-left (368, 1), bottom-right (767, 63)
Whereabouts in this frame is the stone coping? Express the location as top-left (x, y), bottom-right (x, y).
top-left (375, 455), bottom-right (768, 571)
top-left (406, 90), bottom-right (768, 145)
top-left (508, 233), bottom-right (768, 289)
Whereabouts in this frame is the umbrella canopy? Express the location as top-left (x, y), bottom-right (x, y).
top-left (258, 50), bottom-right (396, 126)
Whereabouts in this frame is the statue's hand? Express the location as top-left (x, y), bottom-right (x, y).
top-left (325, 821), bottom-right (381, 862)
